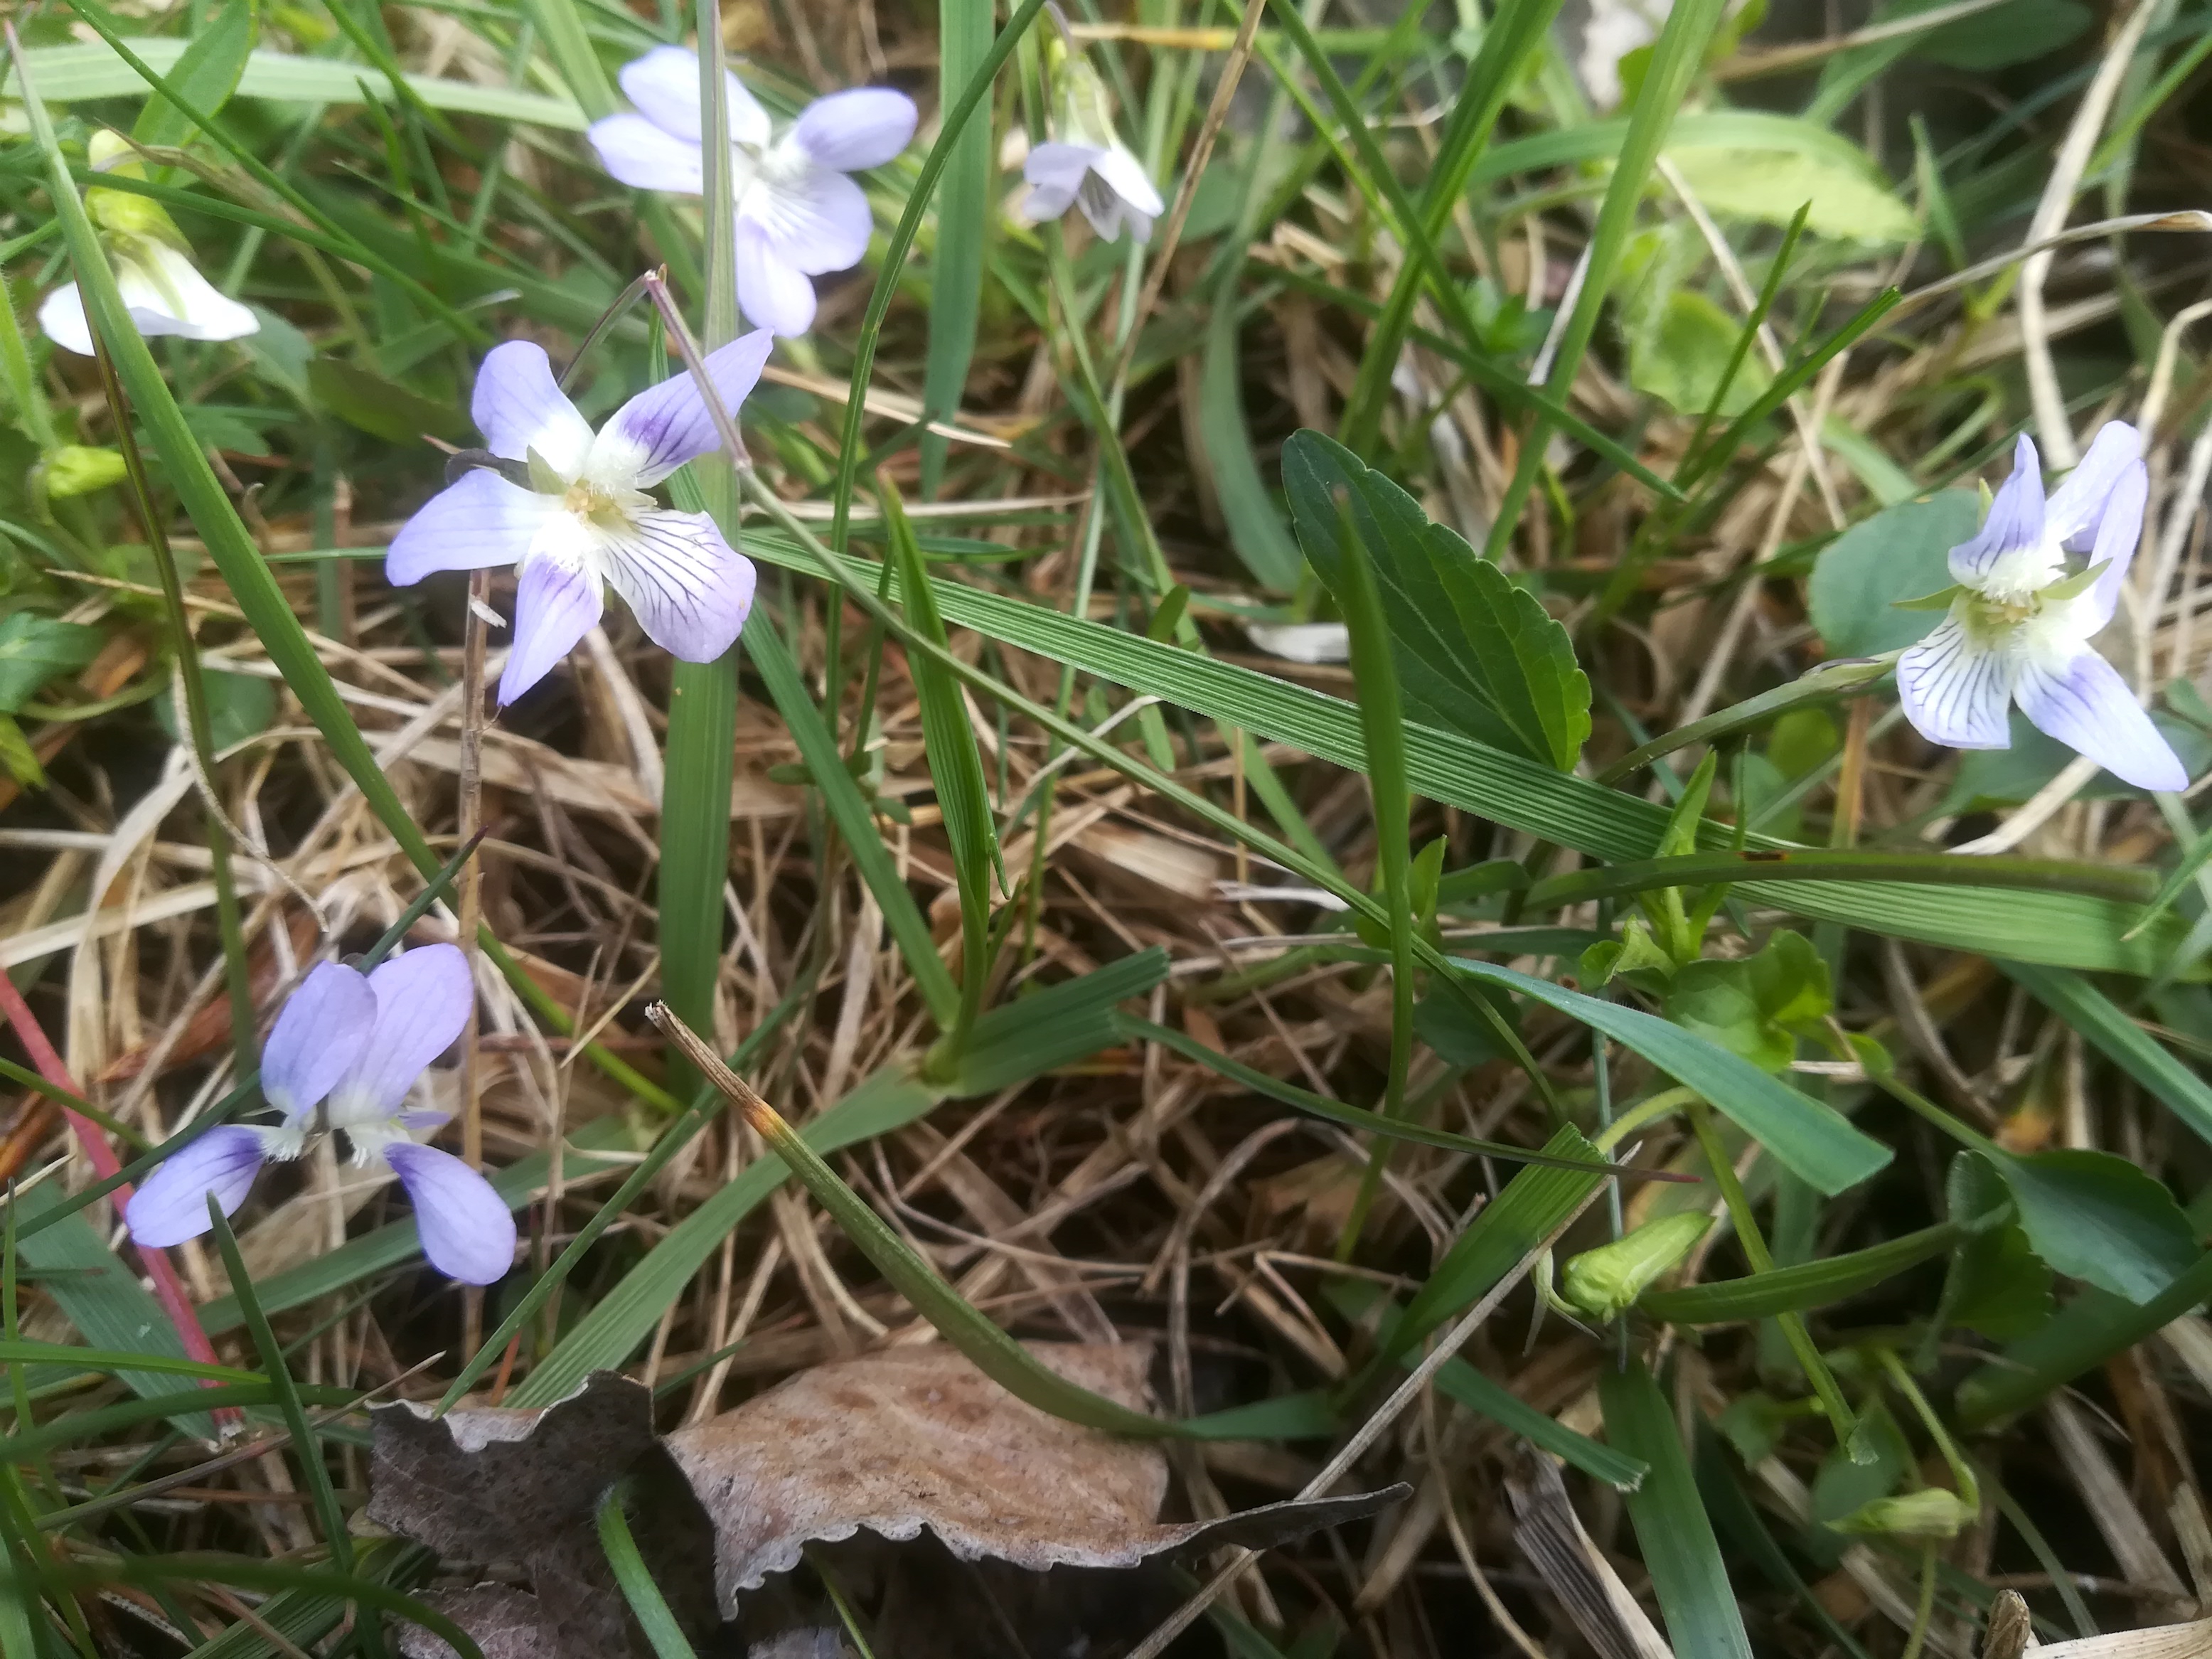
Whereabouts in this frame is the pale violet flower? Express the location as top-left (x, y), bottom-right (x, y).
top-left (39, 132), bottom-right (257, 357)
top-left (385, 333), bottom-right (771, 704)
top-left (1022, 35), bottom-right (1165, 244)
top-left (125, 947), bottom-right (515, 1285)
top-left (587, 47), bottom-right (917, 336)
top-left (1897, 422), bottom-right (2187, 792)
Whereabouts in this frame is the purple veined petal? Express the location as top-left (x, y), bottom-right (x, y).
top-left (599, 509), bottom-right (757, 663)
top-left (382, 1143), bottom-right (517, 1284)
top-left (260, 961), bottom-right (376, 1122)
top-left (792, 88), bottom-right (918, 171)
top-left (124, 1126), bottom-right (267, 1249)
top-left (588, 112), bottom-right (706, 196)
top-left (586, 329), bottom-right (776, 489)
top-left (1075, 169), bottom-right (1140, 242)
top-left (2085, 457), bottom-right (2149, 631)
top-left (498, 548), bottom-right (604, 705)
top-left (469, 341), bottom-right (595, 475)
top-left (385, 469), bottom-right (550, 587)
top-left (2015, 647), bottom-right (2189, 792)
top-left (1947, 433), bottom-right (2046, 589)
top-left (616, 44), bottom-right (769, 149)
top-left (328, 944), bottom-right (475, 1118)
top-left (36, 284), bottom-right (93, 356)
top-left (1896, 614), bottom-right (2014, 750)
top-left (2046, 420), bottom-right (2145, 553)
top-left (743, 164), bottom-right (873, 276)
top-left (734, 223), bottom-right (821, 337)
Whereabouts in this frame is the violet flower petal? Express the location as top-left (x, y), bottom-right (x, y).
top-left (744, 166), bottom-right (874, 275)
top-left (589, 330), bottom-right (775, 488)
top-left (2015, 649), bottom-right (2188, 792)
top-left (385, 469), bottom-right (550, 587)
top-left (791, 88), bottom-right (917, 171)
top-left (2085, 457), bottom-right (2149, 631)
top-left (498, 555), bottom-right (604, 705)
top-left (124, 1126), bottom-right (267, 1248)
top-left (1947, 433), bottom-right (2046, 588)
top-left (600, 508), bottom-right (757, 663)
top-left (588, 112), bottom-right (706, 195)
top-left (734, 223), bottom-right (819, 337)
top-left (260, 961), bottom-right (376, 1123)
top-left (618, 43), bottom-right (769, 148)
top-left (383, 1142), bottom-right (517, 1284)
top-left (470, 341), bottom-right (595, 475)
top-left (1896, 615), bottom-right (2013, 750)
top-left (333, 944), bottom-right (475, 1117)
top-left (2046, 420), bottom-right (2145, 553)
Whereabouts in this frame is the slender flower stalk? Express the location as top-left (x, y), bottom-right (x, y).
top-left (587, 47), bottom-right (917, 336)
top-left (1896, 421), bottom-right (2187, 792)
top-left (39, 132), bottom-right (257, 356)
top-left (1021, 28), bottom-right (1165, 243)
top-left (384, 333), bottom-right (772, 705)
top-left (126, 946), bottom-right (516, 1285)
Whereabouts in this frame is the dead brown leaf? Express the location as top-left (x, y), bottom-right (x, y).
top-left (666, 1340), bottom-right (1409, 1613)
top-left (370, 1371), bottom-right (716, 1659)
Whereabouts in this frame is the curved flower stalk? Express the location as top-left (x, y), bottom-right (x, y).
top-left (1021, 30), bottom-right (1165, 244)
top-left (126, 946), bottom-right (515, 1285)
top-left (39, 132), bottom-right (257, 356)
top-left (385, 332), bottom-right (773, 704)
top-left (1897, 421), bottom-right (2187, 793)
top-left (587, 47), bottom-right (917, 336)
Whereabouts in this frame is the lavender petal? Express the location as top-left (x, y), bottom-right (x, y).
top-left (260, 961), bottom-right (376, 1123)
top-left (1896, 614), bottom-right (2013, 750)
top-left (332, 944), bottom-right (475, 1117)
top-left (124, 1126), bottom-right (267, 1249)
top-left (2046, 420), bottom-right (2145, 553)
top-left (2015, 648), bottom-right (2189, 793)
top-left (616, 44), bottom-right (769, 148)
top-left (590, 330), bottom-right (775, 488)
top-left (385, 469), bottom-right (548, 587)
top-left (791, 88), bottom-right (917, 171)
top-left (383, 1143), bottom-right (518, 1284)
top-left (1947, 432), bottom-right (2046, 588)
top-left (588, 112), bottom-right (706, 196)
top-left (734, 224), bottom-right (820, 337)
top-left (498, 554), bottom-right (604, 705)
top-left (600, 510), bottom-right (757, 663)
top-left (470, 341), bottom-right (594, 474)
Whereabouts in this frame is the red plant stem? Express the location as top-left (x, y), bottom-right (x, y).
top-left (0, 972), bottom-right (228, 1380)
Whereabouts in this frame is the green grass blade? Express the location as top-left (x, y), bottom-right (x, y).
top-left (2001, 961), bottom-right (2212, 1148)
top-left (887, 486), bottom-right (1000, 1065)
top-left (1524, 849), bottom-right (2154, 910)
top-left (525, 0), bottom-right (619, 116)
top-left (1600, 1359), bottom-right (1755, 1659)
top-left (0, 1342), bottom-right (260, 1382)
top-left (597, 1493), bottom-right (698, 1659)
top-left (919, 0), bottom-right (994, 497)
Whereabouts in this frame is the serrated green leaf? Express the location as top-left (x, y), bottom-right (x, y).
top-left (1994, 1147), bottom-right (2200, 1305)
top-left (1284, 430), bottom-right (1590, 770)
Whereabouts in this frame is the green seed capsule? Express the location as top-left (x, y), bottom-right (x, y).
top-left (1559, 1211), bottom-right (1711, 1321)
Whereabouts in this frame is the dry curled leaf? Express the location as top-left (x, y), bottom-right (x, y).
top-left (370, 1371), bottom-right (715, 1659)
top-left (666, 1340), bottom-right (1409, 1610)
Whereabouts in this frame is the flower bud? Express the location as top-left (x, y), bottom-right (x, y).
top-left (1828, 1488), bottom-right (1977, 1539)
top-left (1559, 1211), bottom-right (1710, 1321)
top-left (41, 445), bottom-right (129, 499)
